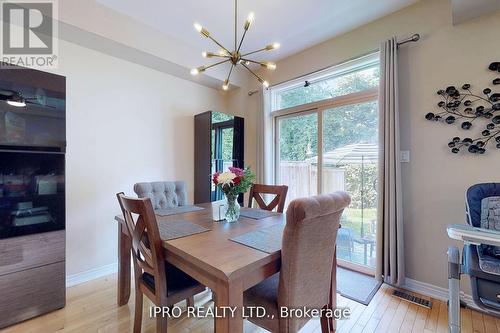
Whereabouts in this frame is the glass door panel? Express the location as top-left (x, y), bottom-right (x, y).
top-left (277, 112), bottom-right (318, 206)
top-left (322, 101), bottom-right (378, 270)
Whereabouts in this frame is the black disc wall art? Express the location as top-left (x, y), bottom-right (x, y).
top-left (425, 62), bottom-right (500, 154)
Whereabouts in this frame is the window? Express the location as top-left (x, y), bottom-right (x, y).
top-left (270, 53), bottom-right (379, 272)
top-left (271, 54), bottom-right (379, 111)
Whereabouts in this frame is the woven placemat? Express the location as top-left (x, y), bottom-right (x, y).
top-left (229, 223), bottom-right (285, 253)
top-left (158, 220), bottom-right (210, 240)
top-left (155, 205), bottom-right (205, 217)
top-left (239, 208), bottom-right (279, 220)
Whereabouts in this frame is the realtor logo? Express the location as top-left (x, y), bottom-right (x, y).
top-left (1, 0), bottom-right (58, 69)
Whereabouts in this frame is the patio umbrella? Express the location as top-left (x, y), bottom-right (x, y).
top-left (308, 143), bottom-right (379, 237)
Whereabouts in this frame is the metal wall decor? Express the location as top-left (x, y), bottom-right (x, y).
top-left (425, 62), bottom-right (500, 154)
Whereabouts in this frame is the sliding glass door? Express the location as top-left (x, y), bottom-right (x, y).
top-left (321, 102), bottom-right (378, 271)
top-left (275, 102), bottom-right (378, 272)
top-left (276, 111), bottom-right (318, 206)
top-left (271, 53), bottom-right (380, 273)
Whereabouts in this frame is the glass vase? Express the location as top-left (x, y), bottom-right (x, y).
top-left (224, 193), bottom-right (240, 223)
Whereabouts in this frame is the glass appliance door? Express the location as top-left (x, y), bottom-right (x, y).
top-left (0, 149), bottom-right (65, 239)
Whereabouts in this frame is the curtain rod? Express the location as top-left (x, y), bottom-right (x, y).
top-left (248, 34), bottom-right (420, 94)
top-left (397, 33), bottom-right (420, 46)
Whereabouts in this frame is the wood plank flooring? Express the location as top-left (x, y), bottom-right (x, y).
top-left (0, 273), bottom-right (498, 333)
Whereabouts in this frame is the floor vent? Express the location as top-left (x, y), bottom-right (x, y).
top-left (392, 289), bottom-right (433, 309)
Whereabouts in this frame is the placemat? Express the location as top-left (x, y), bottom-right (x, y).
top-left (239, 208), bottom-right (279, 220)
top-left (155, 205), bottom-right (205, 216)
top-left (229, 223), bottom-right (285, 253)
top-left (158, 219), bottom-right (210, 240)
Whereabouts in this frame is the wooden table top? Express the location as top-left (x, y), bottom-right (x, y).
top-left (115, 203), bottom-right (285, 284)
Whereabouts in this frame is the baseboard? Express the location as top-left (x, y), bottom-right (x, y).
top-left (66, 262), bottom-right (118, 287)
top-left (403, 278), bottom-right (478, 310)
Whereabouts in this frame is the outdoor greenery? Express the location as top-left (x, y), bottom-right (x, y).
top-left (343, 164), bottom-right (378, 209)
top-left (211, 112), bottom-right (234, 163)
top-left (341, 208), bottom-right (377, 235)
top-left (278, 67), bottom-right (379, 162)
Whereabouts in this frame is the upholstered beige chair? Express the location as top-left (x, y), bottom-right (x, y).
top-left (243, 191), bottom-right (351, 333)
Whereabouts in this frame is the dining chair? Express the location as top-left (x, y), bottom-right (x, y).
top-left (116, 193), bottom-right (205, 333)
top-left (248, 184), bottom-right (289, 213)
top-left (243, 191), bottom-right (351, 333)
top-left (134, 181), bottom-right (188, 210)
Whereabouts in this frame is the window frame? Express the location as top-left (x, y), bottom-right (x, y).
top-left (270, 52), bottom-right (380, 113)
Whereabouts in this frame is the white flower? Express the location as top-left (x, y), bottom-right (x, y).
top-left (217, 172), bottom-right (236, 186)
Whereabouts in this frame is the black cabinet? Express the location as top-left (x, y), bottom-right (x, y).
top-left (194, 111), bottom-right (244, 204)
top-left (0, 65), bottom-right (66, 328)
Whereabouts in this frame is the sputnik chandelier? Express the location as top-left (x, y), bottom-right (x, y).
top-left (190, 0), bottom-right (280, 90)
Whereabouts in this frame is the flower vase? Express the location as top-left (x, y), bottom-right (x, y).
top-left (224, 193), bottom-right (240, 223)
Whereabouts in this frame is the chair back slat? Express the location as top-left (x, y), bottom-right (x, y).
top-left (116, 192), bottom-right (167, 295)
top-left (248, 184), bottom-right (288, 213)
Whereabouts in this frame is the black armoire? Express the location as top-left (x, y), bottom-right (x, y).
top-left (194, 111), bottom-right (244, 204)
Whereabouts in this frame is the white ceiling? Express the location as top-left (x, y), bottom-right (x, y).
top-left (451, 0), bottom-right (500, 25)
top-left (96, 0), bottom-right (419, 62)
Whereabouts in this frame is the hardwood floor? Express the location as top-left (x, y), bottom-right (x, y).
top-left (0, 273), bottom-right (498, 333)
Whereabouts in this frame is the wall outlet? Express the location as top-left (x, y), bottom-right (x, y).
top-left (400, 150), bottom-right (410, 163)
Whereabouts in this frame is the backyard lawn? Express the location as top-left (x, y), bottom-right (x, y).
top-left (340, 208), bottom-right (377, 235)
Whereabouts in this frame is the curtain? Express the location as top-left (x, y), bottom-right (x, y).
top-left (376, 37), bottom-right (405, 286)
top-left (256, 88), bottom-right (274, 184)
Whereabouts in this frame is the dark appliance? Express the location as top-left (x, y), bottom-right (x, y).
top-left (0, 65), bottom-right (66, 328)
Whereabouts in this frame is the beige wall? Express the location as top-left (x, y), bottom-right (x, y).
top-left (228, 0), bottom-right (500, 291)
top-left (52, 40), bottom-right (226, 276)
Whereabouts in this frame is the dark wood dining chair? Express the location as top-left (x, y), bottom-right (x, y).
top-left (243, 191), bottom-right (351, 332)
top-left (116, 193), bottom-right (205, 333)
top-left (248, 184), bottom-right (289, 213)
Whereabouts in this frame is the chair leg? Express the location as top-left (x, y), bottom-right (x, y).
top-left (321, 305), bottom-right (330, 333)
top-left (211, 289), bottom-right (217, 303)
top-left (156, 315), bottom-right (168, 333)
top-left (186, 296), bottom-right (195, 307)
top-left (133, 288), bottom-right (143, 333)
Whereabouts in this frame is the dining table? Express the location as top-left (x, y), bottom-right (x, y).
top-left (115, 202), bottom-right (286, 333)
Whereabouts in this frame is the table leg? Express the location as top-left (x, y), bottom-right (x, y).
top-left (117, 222), bottom-right (132, 306)
top-left (215, 280), bottom-right (244, 333)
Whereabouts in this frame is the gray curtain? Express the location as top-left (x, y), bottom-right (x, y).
top-left (376, 37), bottom-right (405, 286)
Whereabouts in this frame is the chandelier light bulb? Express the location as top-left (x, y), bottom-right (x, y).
top-left (244, 12), bottom-right (255, 30)
top-left (262, 80), bottom-right (269, 88)
top-left (202, 51), bottom-right (208, 58)
top-left (194, 22), bottom-right (209, 37)
top-left (265, 43), bottom-right (280, 50)
top-left (222, 79), bottom-right (229, 90)
top-left (262, 62), bottom-right (276, 70)
top-left (191, 66), bottom-right (205, 75)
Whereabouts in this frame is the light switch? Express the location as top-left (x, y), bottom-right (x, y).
top-left (401, 150), bottom-right (410, 163)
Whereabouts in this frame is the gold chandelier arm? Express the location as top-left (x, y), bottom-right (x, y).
top-left (241, 47), bottom-right (267, 58)
top-left (236, 28), bottom-right (248, 54)
top-left (204, 58), bottom-right (231, 71)
top-left (206, 35), bottom-right (231, 54)
top-left (227, 64), bottom-right (234, 82)
top-left (204, 51), bottom-right (231, 59)
top-left (240, 58), bottom-right (261, 65)
top-left (241, 62), bottom-right (265, 83)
